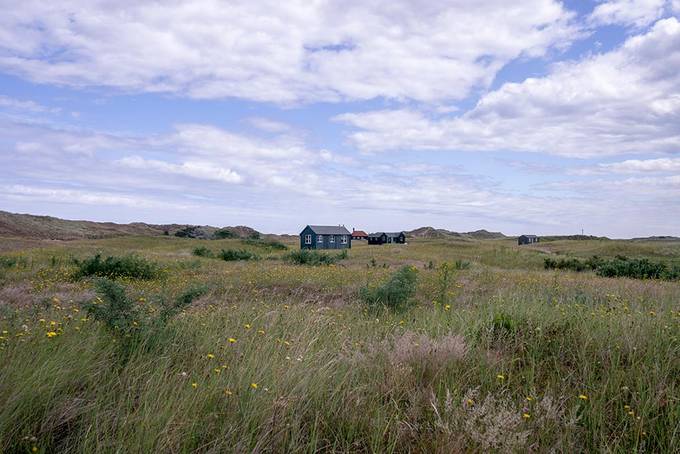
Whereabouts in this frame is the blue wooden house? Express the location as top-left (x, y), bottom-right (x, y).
top-left (300, 225), bottom-right (352, 250)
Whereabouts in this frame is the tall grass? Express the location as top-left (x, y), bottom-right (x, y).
top-left (0, 237), bottom-right (678, 452)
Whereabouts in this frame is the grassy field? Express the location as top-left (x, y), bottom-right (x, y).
top-left (0, 236), bottom-right (678, 452)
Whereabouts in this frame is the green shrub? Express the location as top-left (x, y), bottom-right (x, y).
top-left (242, 238), bottom-right (288, 250)
top-left (82, 278), bottom-right (206, 359)
top-left (544, 255), bottom-right (679, 281)
top-left (73, 254), bottom-right (158, 280)
top-left (214, 228), bottom-right (238, 239)
top-left (284, 249), bottom-right (347, 265)
top-left (192, 246), bottom-right (214, 258)
top-left (175, 226), bottom-right (202, 238)
top-left (544, 257), bottom-right (589, 272)
top-left (219, 249), bottom-right (258, 261)
top-left (0, 255), bottom-right (28, 269)
top-left (434, 262), bottom-right (455, 307)
top-left (453, 259), bottom-right (471, 270)
top-left (596, 257), bottom-right (669, 280)
top-left (360, 265), bottom-right (418, 311)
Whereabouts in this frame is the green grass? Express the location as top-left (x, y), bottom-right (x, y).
top-left (0, 236), bottom-right (678, 452)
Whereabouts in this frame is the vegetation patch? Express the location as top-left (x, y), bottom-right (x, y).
top-left (285, 249), bottom-right (347, 265)
top-left (73, 254), bottom-right (159, 280)
top-left (218, 249), bottom-right (259, 261)
top-left (0, 255), bottom-right (28, 270)
top-left (242, 238), bottom-right (288, 250)
top-left (359, 265), bottom-right (418, 311)
top-left (192, 246), bottom-right (214, 258)
top-left (544, 255), bottom-right (680, 280)
top-left (82, 278), bottom-right (206, 359)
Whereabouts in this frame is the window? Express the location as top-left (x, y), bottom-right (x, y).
top-left (317, 235), bottom-right (323, 243)
top-left (341, 235), bottom-right (347, 244)
top-left (330, 235), bottom-right (335, 243)
top-left (305, 234), bottom-right (312, 245)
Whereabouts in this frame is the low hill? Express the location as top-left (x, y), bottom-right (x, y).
top-left (0, 210), bottom-right (260, 241)
top-left (406, 226), bottom-right (506, 240)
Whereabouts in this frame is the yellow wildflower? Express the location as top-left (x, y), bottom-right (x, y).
top-left (444, 304), bottom-right (451, 311)
top-left (496, 374), bottom-right (505, 381)
top-left (46, 331), bottom-right (57, 338)
top-left (191, 382), bottom-right (198, 389)
top-left (244, 324), bottom-right (251, 329)
top-left (224, 389), bottom-right (233, 396)
top-left (207, 353), bottom-right (215, 359)
top-left (522, 413), bottom-right (531, 419)
top-left (250, 383), bottom-right (258, 389)
top-left (228, 338), bottom-right (237, 343)
top-left (578, 394), bottom-right (588, 401)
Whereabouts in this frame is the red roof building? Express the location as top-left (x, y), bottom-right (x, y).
top-left (351, 229), bottom-right (368, 240)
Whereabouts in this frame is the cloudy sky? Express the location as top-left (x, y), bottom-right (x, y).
top-left (1, 0), bottom-right (679, 237)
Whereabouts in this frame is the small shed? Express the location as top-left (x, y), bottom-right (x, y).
top-left (518, 234), bottom-right (539, 245)
top-left (351, 229), bottom-right (368, 240)
top-left (300, 225), bottom-right (352, 250)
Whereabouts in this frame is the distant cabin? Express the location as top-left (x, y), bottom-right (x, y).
top-left (518, 234), bottom-right (539, 245)
top-left (300, 225), bottom-right (352, 250)
top-left (351, 229), bottom-right (368, 240)
top-left (368, 231), bottom-right (406, 245)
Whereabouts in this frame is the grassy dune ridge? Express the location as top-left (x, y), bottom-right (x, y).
top-left (0, 236), bottom-right (678, 452)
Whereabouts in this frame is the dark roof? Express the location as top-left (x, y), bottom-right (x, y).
top-left (304, 225), bottom-right (351, 235)
top-left (368, 232), bottom-right (385, 238)
top-left (520, 234), bottom-right (538, 238)
top-left (352, 230), bottom-right (368, 236)
top-left (386, 232), bottom-right (405, 237)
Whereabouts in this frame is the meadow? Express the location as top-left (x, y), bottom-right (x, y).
top-left (0, 235), bottom-right (678, 453)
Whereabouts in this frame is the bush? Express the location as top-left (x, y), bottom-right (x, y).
top-left (360, 265), bottom-right (418, 311)
top-left (219, 249), bottom-right (258, 261)
top-left (0, 256), bottom-right (28, 269)
top-left (285, 249), bottom-right (347, 266)
top-left (214, 228), bottom-right (238, 239)
top-left (453, 259), bottom-right (471, 270)
top-left (73, 254), bottom-right (158, 280)
top-left (596, 257), bottom-right (669, 280)
top-left (175, 226), bottom-right (202, 238)
top-left (242, 238), bottom-right (288, 250)
top-left (544, 255), bottom-right (679, 281)
top-left (544, 257), bottom-right (589, 272)
top-left (192, 246), bottom-right (214, 258)
top-left (82, 278), bottom-right (207, 359)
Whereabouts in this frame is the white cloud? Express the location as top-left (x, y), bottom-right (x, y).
top-left (246, 117), bottom-right (291, 133)
top-left (336, 18), bottom-right (680, 158)
top-left (574, 157), bottom-right (680, 174)
top-left (0, 184), bottom-right (165, 208)
top-left (0, 1), bottom-right (580, 104)
top-left (0, 95), bottom-right (58, 113)
top-left (118, 156), bottom-right (242, 184)
top-left (589, 0), bottom-right (667, 28)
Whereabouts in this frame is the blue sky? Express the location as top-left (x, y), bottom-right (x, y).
top-left (0, 0), bottom-right (679, 236)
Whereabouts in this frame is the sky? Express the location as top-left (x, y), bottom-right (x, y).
top-left (0, 0), bottom-right (679, 237)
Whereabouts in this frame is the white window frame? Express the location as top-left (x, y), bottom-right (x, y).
top-left (330, 235), bottom-right (335, 243)
top-left (317, 234), bottom-right (323, 243)
top-left (305, 234), bottom-right (312, 245)
top-left (341, 235), bottom-right (348, 244)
